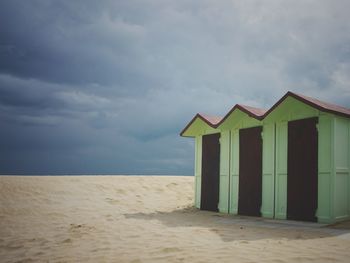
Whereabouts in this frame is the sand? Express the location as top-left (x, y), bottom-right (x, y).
top-left (1, 176), bottom-right (350, 263)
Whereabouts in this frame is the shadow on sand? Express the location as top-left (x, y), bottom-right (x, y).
top-left (123, 206), bottom-right (350, 242)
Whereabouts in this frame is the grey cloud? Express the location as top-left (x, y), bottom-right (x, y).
top-left (0, 74), bottom-right (64, 110)
top-left (1, 0), bottom-right (350, 174)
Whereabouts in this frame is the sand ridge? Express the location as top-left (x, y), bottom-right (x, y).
top-left (1, 176), bottom-right (350, 262)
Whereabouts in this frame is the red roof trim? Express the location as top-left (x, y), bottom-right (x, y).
top-left (215, 104), bottom-right (266, 127)
top-left (180, 113), bottom-right (222, 136)
top-left (262, 91), bottom-right (350, 119)
top-left (181, 91), bottom-right (350, 137)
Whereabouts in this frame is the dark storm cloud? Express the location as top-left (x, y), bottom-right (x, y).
top-left (1, 0), bottom-right (350, 174)
top-left (0, 75), bottom-right (64, 110)
top-left (0, 0), bottom-right (155, 89)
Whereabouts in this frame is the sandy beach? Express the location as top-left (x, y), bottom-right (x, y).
top-left (1, 176), bottom-right (350, 263)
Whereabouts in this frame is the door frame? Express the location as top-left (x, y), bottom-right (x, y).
top-left (200, 133), bottom-right (220, 212)
top-left (287, 117), bottom-right (318, 222)
top-left (238, 126), bottom-right (263, 217)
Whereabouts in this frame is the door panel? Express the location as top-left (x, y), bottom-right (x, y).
top-left (201, 133), bottom-right (220, 211)
top-left (287, 117), bottom-right (318, 222)
top-left (238, 126), bottom-right (263, 216)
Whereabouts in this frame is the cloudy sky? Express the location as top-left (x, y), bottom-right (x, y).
top-left (1, 0), bottom-right (350, 175)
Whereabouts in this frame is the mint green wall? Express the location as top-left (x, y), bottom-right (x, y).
top-left (261, 123), bottom-right (275, 218)
top-left (333, 116), bottom-right (350, 221)
top-left (194, 136), bottom-right (202, 209)
top-left (317, 115), bottom-right (333, 223)
top-left (273, 121), bottom-right (288, 219)
top-left (218, 130), bottom-right (230, 213)
top-left (229, 129), bottom-right (239, 214)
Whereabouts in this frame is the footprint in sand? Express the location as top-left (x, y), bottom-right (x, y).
top-left (155, 188), bottom-right (164, 193)
top-left (105, 214), bottom-right (114, 222)
top-left (211, 228), bottom-right (220, 233)
top-left (4, 241), bottom-right (24, 250)
top-left (116, 189), bottom-right (126, 194)
top-left (161, 247), bottom-right (182, 253)
top-left (61, 238), bottom-right (72, 244)
top-left (295, 234), bottom-right (304, 239)
top-left (69, 223), bottom-right (96, 238)
top-left (96, 184), bottom-right (109, 191)
top-left (166, 183), bottom-right (178, 190)
top-left (105, 197), bottom-right (120, 205)
top-left (13, 257), bottom-right (34, 262)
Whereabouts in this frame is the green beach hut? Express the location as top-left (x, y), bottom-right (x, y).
top-left (181, 91), bottom-right (350, 223)
top-left (180, 114), bottom-right (221, 211)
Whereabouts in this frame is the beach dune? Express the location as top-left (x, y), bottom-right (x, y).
top-left (1, 176), bottom-right (350, 263)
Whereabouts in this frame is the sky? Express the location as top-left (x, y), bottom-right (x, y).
top-left (1, 0), bottom-right (350, 175)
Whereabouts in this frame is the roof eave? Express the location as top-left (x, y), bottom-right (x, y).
top-left (179, 113), bottom-right (218, 137)
top-left (215, 104), bottom-right (264, 128)
top-left (262, 91), bottom-right (350, 119)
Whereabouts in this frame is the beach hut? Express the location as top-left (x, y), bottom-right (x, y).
top-left (181, 91), bottom-right (350, 223)
top-left (180, 114), bottom-right (222, 211)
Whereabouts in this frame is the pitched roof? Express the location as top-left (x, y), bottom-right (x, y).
top-left (180, 91), bottom-right (350, 137)
top-left (215, 104), bottom-right (266, 127)
top-left (199, 114), bottom-right (223, 126)
top-left (262, 91), bottom-right (350, 119)
top-left (179, 113), bottom-right (222, 136)
top-left (238, 104), bottom-right (267, 117)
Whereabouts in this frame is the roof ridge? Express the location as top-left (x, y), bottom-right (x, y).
top-left (237, 103), bottom-right (265, 110)
top-left (181, 91), bottom-right (350, 136)
top-left (291, 91), bottom-right (350, 110)
top-left (285, 91), bottom-right (350, 118)
top-left (179, 113), bottom-right (222, 136)
top-left (215, 103), bottom-right (266, 127)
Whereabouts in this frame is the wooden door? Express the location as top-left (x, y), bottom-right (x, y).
top-left (238, 126), bottom-right (263, 216)
top-left (200, 133), bottom-right (220, 212)
top-left (287, 117), bottom-right (318, 222)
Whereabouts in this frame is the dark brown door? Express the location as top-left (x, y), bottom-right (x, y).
top-left (238, 126), bottom-right (263, 216)
top-left (287, 117), bottom-right (318, 222)
top-left (201, 133), bottom-right (220, 212)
